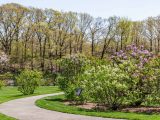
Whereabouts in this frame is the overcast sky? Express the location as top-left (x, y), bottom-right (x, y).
top-left (0, 0), bottom-right (160, 21)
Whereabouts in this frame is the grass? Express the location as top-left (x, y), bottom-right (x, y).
top-left (0, 114), bottom-right (16, 120)
top-left (36, 95), bottom-right (160, 120)
top-left (0, 86), bottom-right (61, 120)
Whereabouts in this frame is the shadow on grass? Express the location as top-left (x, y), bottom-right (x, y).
top-left (12, 94), bottom-right (24, 97)
top-left (44, 98), bottom-right (63, 102)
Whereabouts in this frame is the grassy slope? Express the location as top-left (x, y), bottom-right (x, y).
top-left (0, 86), bottom-right (61, 120)
top-left (36, 95), bottom-right (160, 120)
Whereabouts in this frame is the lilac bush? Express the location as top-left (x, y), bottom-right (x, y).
top-left (111, 44), bottom-right (153, 66)
top-left (81, 65), bottom-right (130, 110)
top-left (57, 46), bottom-right (160, 108)
top-left (111, 44), bottom-right (156, 106)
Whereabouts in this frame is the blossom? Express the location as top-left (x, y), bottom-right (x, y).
top-left (143, 58), bottom-right (148, 63)
top-left (0, 52), bottom-right (8, 64)
top-left (142, 50), bottom-right (149, 55)
top-left (111, 44), bottom-right (153, 67)
top-left (131, 52), bottom-right (137, 57)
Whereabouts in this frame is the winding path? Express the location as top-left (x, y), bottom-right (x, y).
top-left (0, 93), bottom-right (122, 120)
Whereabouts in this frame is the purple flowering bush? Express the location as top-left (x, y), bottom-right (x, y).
top-left (111, 44), bottom-right (157, 106)
top-left (57, 46), bottom-right (160, 109)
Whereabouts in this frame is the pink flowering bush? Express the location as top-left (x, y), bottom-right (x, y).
top-left (111, 44), bottom-right (157, 106)
top-left (0, 52), bottom-right (8, 65)
top-left (0, 52), bottom-right (9, 74)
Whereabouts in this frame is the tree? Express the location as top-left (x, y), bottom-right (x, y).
top-left (89, 17), bottom-right (105, 56)
top-left (101, 16), bottom-right (118, 59)
top-left (116, 18), bottom-right (132, 50)
top-left (77, 13), bottom-right (92, 53)
top-left (143, 17), bottom-right (156, 52)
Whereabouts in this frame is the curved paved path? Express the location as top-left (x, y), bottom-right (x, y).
top-left (0, 93), bottom-right (122, 120)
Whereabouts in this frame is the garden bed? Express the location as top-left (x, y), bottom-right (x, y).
top-left (122, 107), bottom-right (160, 114)
top-left (36, 95), bottom-right (160, 120)
top-left (65, 101), bottom-right (160, 114)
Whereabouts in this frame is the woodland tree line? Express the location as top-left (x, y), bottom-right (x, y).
top-left (0, 3), bottom-right (160, 73)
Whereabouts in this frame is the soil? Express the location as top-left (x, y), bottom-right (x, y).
top-left (64, 101), bottom-right (160, 114)
top-left (121, 107), bottom-right (160, 114)
top-left (64, 102), bottom-right (97, 110)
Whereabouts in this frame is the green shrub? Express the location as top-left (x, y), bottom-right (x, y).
top-left (57, 54), bottom-right (89, 90)
top-left (64, 81), bottom-right (90, 104)
top-left (57, 54), bottom-right (91, 102)
top-left (0, 80), bottom-right (5, 89)
top-left (82, 65), bottom-right (130, 110)
top-left (16, 70), bottom-right (42, 95)
top-left (43, 72), bottom-right (57, 86)
top-left (0, 72), bottom-right (13, 80)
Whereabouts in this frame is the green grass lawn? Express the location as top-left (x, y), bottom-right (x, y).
top-left (0, 86), bottom-right (61, 120)
top-left (36, 95), bottom-right (160, 120)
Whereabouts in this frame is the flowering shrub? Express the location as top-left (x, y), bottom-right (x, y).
top-left (57, 54), bottom-right (89, 90)
top-left (111, 45), bottom-right (156, 106)
top-left (58, 45), bottom-right (160, 109)
top-left (57, 54), bottom-right (90, 102)
top-left (146, 57), bottom-right (160, 104)
top-left (0, 52), bottom-right (9, 73)
top-left (111, 44), bottom-right (153, 66)
top-left (0, 52), bottom-right (8, 65)
top-left (81, 65), bottom-right (130, 110)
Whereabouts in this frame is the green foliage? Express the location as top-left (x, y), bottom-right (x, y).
top-left (57, 54), bottom-right (88, 90)
top-left (58, 45), bottom-right (160, 110)
top-left (42, 72), bottom-right (58, 86)
top-left (144, 57), bottom-right (160, 105)
top-left (0, 72), bottom-right (14, 80)
top-left (0, 80), bottom-right (5, 89)
top-left (16, 70), bottom-right (42, 95)
top-left (111, 45), bottom-right (158, 106)
top-left (81, 65), bottom-right (130, 110)
top-left (57, 54), bottom-right (90, 102)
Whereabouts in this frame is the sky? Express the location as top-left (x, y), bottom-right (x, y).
top-left (0, 0), bottom-right (160, 21)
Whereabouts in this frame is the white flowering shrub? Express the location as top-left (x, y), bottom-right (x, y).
top-left (81, 65), bottom-right (130, 110)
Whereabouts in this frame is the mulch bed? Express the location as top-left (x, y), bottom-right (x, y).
top-left (64, 101), bottom-right (160, 114)
top-left (121, 107), bottom-right (160, 114)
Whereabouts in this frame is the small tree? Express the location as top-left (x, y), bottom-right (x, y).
top-left (16, 70), bottom-right (42, 95)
